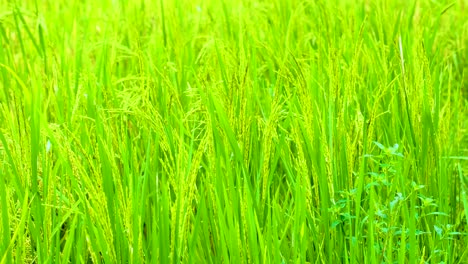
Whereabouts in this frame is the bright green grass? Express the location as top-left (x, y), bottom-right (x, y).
top-left (0, 0), bottom-right (468, 263)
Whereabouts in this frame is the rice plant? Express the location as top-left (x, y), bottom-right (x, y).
top-left (0, 0), bottom-right (467, 263)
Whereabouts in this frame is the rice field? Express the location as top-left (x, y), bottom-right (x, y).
top-left (0, 0), bottom-right (468, 263)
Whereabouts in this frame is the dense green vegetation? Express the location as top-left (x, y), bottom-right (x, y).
top-left (0, 0), bottom-right (467, 263)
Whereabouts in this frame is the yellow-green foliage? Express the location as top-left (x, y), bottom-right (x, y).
top-left (0, 0), bottom-right (467, 263)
